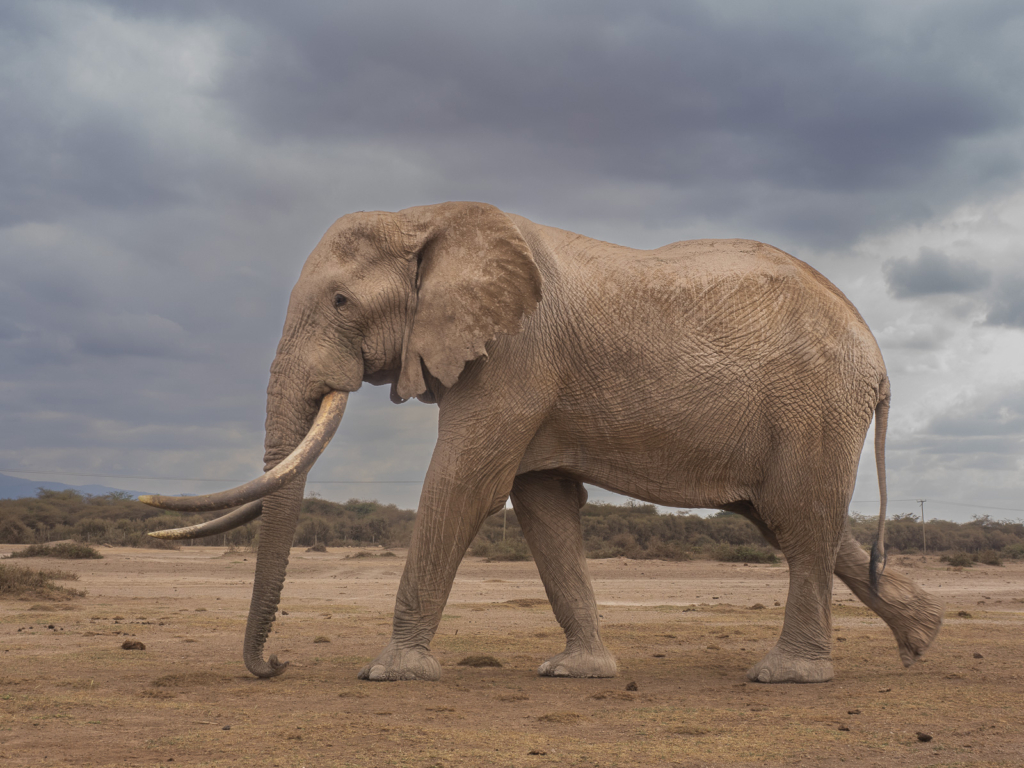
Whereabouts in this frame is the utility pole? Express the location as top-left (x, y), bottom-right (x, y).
top-left (917, 499), bottom-right (927, 556)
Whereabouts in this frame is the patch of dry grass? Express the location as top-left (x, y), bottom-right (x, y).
top-left (537, 711), bottom-right (581, 723)
top-left (0, 562), bottom-right (84, 600)
top-left (502, 598), bottom-right (549, 608)
top-left (150, 671), bottom-right (233, 688)
top-left (458, 655), bottom-right (502, 668)
top-left (7, 542), bottom-right (103, 559)
top-left (346, 550), bottom-right (397, 559)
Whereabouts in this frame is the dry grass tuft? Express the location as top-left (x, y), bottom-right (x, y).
top-left (457, 655), bottom-right (502, 668)
top-left (8, 542), bottom-right (103, 559)
top-left (151, 671), bottom-right (232, 688)
top-left (590, 691), bottom-right (637, 701)
top-left (140, 689), bottom-right (176, 699)
top-left (0, 562), bottom-right (84, 600)
top-left (337, 690), bottom-right (369, 699)
top-left (537, 712), bottom-right (581, 724)
top-left (671, 725), bottom-right (711, 736)
top-left (502, 598), bottom-right (548, 608)
top-left (346, 550), bottom-right (396, 558)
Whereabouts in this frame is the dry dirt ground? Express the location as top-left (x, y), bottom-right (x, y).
top-left (1, 545), bottom-right (1022, 768)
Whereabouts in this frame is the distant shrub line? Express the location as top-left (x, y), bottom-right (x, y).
top-left (465, 503), bottom-right (1024, 564)
top-left (0, 489), bottom-right (415, 550)
top-left (2, 490), bottom-right (1022, 565)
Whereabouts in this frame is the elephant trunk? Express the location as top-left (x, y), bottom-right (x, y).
top-left (243, 472), bottom-right (308, 677)
top-left (235, 355), bottom-right (349, 678)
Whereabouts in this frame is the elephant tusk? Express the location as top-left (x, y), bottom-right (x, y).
top-left (148, 500), bottom-right (264, 540)
top-left (138, 390), bottom-right (348, 512)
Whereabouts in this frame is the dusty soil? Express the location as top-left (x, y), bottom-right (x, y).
top-left (1, 546), bottom-right (1022, 767)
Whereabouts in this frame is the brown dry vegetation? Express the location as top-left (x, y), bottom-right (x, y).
top-left (1, 546), bottom-right (1022, 767)
top-left (5, 490), bottom-right (1024, 567)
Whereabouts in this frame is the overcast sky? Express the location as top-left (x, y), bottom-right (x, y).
top-left (2, 0), bottom-right (1023, 523)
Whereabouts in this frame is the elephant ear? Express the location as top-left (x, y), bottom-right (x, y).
top-left (393, 202), bottom-right (542, 402)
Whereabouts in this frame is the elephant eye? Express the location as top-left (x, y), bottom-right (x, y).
top-left (333, 293), bottom-right (348, 309)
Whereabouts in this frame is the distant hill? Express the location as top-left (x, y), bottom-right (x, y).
top-left (0, 473), bottom-right (143, 500)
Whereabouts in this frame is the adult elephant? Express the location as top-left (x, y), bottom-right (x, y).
top-left (142, 202), bottom-right (943, 684)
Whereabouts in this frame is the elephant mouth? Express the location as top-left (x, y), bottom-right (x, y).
top-left (140, 390), bottom-right (348, 529)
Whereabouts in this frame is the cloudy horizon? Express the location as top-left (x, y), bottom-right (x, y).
top-left (2, 1), bottom-right (1023, 523)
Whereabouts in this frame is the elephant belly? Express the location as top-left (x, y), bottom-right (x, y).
top-left (516, 412), bottom-right (756, 510)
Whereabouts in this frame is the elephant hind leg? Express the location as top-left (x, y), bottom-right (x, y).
top-left (743, 494), bottom-right (845, 684)
top-left (511, 472), bottom-right (617, 678)
top-left (834, 529), bottom-right (943, 667)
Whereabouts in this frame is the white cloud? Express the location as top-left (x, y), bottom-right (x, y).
top-left (846, 192), bottom-right (1024, 518)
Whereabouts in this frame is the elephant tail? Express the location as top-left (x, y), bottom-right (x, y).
top-left (869, 382), bottom-right (891, 592)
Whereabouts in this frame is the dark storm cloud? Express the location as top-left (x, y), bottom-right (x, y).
top-left (5, 1), bottom-right (1024, 249)
top-left (884, 247), bottom-right (993, 298)
top-left (200, 0), bottom-right (1024, 246)
top-left (73, 312), bottom-right (193, 358)
top-left (0, 317), bottom-right (20, 341)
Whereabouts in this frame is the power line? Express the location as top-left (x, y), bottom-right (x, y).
top-left (3, 469), bottom-right (1022, 511)
top-left (0, 469), bottom-right (422, 485)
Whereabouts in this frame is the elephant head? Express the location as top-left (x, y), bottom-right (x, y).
top-left (140, 202), bottom-right (542, 677)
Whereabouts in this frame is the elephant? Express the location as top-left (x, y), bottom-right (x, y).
top-left (142, 201), bottom-right (944, 684)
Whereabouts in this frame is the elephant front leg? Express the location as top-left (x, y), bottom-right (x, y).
top-left (511, 473), bottom-right (616, 678)
top-left (834, 529), bottom-right (943, 668)
top-left (358, 492), bottom-right (494, 681)
top-left (359, 421), bottom-right (527, 682)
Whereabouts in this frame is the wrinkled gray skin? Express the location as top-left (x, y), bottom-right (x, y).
top-left (228, 202), bottom-right (943, 684)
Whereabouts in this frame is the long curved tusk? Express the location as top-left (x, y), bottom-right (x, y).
top-left (148, 500), bottom-right (264, 540)
top-left (138, 390), bottom-right (348, 513)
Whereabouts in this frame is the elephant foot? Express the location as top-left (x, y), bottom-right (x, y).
top-left (538, 644), bottom-right (617, 678)
top-left (747, 647), bottom-right (834, 684)
top-left (889, 594), bottom-right (944, 668)
top-left (358, 643), bottom-right (441, 681)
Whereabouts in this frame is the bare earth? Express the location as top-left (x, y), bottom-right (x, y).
top-left (2, 546), bottom-right (1022, 767)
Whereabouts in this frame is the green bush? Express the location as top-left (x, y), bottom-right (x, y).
top-left (470, 539), bottom-right (532, 562)
top-left (1003, 543), bottom-right (1024, 560)
top-left (0, 517), bottom-right (32, 544)
top-left (8, 542), bottom-right (103, 559)
top-left (941, 552), bottom-right (973, 568)
top-left (974, 550), bottom-right (1003, 566)
top-left (712, 544), bottom-right (779, 564)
